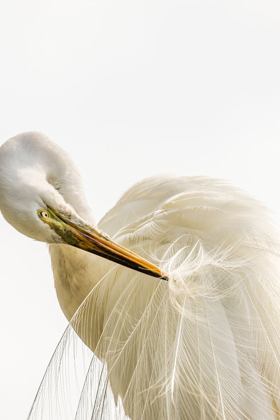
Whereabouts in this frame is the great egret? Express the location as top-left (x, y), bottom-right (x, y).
top-left (1, 132), bottom-right (280, 420)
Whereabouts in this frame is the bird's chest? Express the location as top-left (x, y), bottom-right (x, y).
top-left (49, 244), bottom-right (100, 321)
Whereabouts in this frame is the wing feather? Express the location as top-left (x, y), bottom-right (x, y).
top-left (28, 176), bottom-right (280, 419)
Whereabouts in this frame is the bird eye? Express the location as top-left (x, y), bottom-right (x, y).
top-left (38, 209), bottom-right (49, 218)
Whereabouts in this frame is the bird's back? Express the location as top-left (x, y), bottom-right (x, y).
top-left (29, 175), bottom-right (280, 420)
top-left (93, 175), bottom-right (280, 419)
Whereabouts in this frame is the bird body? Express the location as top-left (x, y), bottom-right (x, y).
top-left (1, 132), bottom-right (280, 419)
top-left (92, 175), bottom-right (280, 419)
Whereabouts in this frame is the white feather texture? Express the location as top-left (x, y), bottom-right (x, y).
top-left (1, 133), bottom-right (280, 419)
top-left (33, 176), bottom-right (280, 419)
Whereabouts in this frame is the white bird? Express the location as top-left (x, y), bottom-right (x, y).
top-left (1, 132), bottom-right (280, 420)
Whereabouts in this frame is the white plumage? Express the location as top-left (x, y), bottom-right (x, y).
top-left (1, 132), bottom-right (280, 419)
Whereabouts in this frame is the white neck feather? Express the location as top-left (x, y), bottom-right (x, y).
top-left (49, 244), bottom-right (104, 320)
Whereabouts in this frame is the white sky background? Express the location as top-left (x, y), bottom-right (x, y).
top-left (0, 0), bottom-right (280, 418)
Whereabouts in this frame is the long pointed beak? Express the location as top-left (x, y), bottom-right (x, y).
top-left (39, 207), bottom-right (168, 281)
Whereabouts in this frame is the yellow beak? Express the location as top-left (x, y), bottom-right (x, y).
top-left (38, 207), bottom-right (168, 281)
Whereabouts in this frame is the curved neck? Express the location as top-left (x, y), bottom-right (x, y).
top-left (49, 244), bottom-right (103, 320)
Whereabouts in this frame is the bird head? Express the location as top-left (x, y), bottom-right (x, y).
top-left (0, 132), bottom-right (167, 280)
